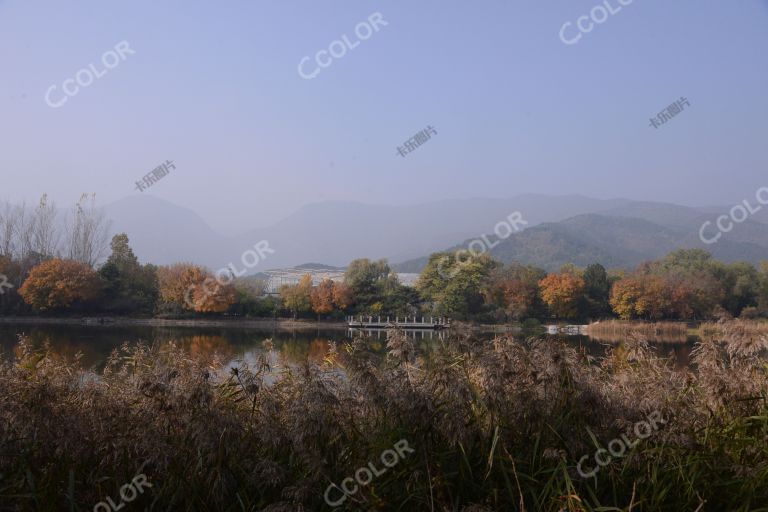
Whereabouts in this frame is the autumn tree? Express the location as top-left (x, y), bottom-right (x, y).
top-left (157, 263), bottom-right (235, 313)
top-left (332, 282), bottom-right (354, 311)
top-left (538, 268), bottom-right (585, 319)
top-left (311, 279), bottom-right (335, 316)
top-left (281, 274), bottom-right (313, 318)
top-left (609, 250), bottom-right (730, 320)
top-left (19, 258), bottom-right (102, 311)
top-left (633, 275), bottom-right (670, 320)
top-left (483, 263), bottom-right (546, 321)
top-left (157, 263), bottom-right (197, 306)
top-left (609, 276), bottom-right (644, 320)
top-left (310, 279), bottom-right (355, 317)
top-left (191, 274), bottom-right (237, 313)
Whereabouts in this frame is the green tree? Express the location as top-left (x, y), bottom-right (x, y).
top-left (418, 251), bottom-right (498, 318)
top-left (345, 259), bottom-right (390, 299)
top-left (98, 234), bottom-right (158, 314)
top-left (759, 261), bottom-right (768, 311)
top-left (583, 263), bottom-right (611, 318)
top-left (716, 261), bottom-right (759, 316)
top-left (343, 259), bottom-right (414, 314)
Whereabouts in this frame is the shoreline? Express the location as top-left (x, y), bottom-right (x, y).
top-left (0, 316), bottom-right (349, 330)
top-left (0, 316), bottom-right (523, 333)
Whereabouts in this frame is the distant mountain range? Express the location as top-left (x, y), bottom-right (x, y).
top-left (102, 194), bottom-right (768, 274)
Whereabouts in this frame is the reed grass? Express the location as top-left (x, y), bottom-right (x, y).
top-left (585, 320), bottom-right (690, 343)
top-left (0, 322), bottom-right (767, 511)
top-left (699, 319), bottom-right (768, 337)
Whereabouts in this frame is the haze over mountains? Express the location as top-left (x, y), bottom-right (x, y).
top-left (103, 194), bottom-right (768, 274)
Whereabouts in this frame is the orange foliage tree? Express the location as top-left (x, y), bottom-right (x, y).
top-left (310, 279), bottom-right (335, 315)
top-left (332, 282), bottom-right (354, 311)
top-left (609, 276), bottom-right (644, 320)
top-left (483, 264), bottom-right (546, 321)
top-left (19, 258), bottom-right (102, 311)
top-left (156, 263), bottom-right (196, 306)
top-left (310, 279), bottom-right (355, 316)
top-left (538, 270), bottom-right (585, 319)
top-left (610, 273), bottom-right (709, 320)
top-left (157, 263), bottom-right (236, 313)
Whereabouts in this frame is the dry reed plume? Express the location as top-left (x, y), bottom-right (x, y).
top-left (0, 320), bottom-right (767, 511)
top-left (585, 320), bottom-right (690, 343)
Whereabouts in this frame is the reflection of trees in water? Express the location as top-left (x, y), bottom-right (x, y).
top-left (277, 337), bottom-right (332, 364)
top-left (178, 335), bottom-right (235, 361)
top-left (307, 338), bottom-right (330, 363)
top-left (12, 331), bottom-right (94, 362)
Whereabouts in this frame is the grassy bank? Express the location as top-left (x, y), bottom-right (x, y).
top-left (585, 320), bottom-right (690, 343)
top-left (1, 321), bottom-right (767, 510)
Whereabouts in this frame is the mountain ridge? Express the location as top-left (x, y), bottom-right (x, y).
top-left (100, 195), bottom-right (768, 273)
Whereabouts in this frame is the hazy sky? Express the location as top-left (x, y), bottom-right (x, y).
top-left (1, 0), bottom-right (767, 234)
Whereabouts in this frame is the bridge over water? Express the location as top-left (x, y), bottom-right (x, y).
top-left (346, 316), bottom-right (450, 329)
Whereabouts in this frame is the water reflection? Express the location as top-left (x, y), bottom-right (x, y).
top-left (347, 328), bottom-right (446, 341)
top-left (0, 323), bottom-right (697, 370)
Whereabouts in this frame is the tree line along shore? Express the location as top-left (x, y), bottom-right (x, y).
top-left (2, 196), bottom-right (768, 326)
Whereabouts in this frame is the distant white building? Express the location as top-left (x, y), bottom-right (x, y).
top-left (395, 273), bottom-right (421, 287)
top-left (263, 268), bottom-right (420, 294)
top-left (263, 268), bottom-right (345, 294)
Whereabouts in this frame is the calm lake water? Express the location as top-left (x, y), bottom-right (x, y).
top-left (0, 323), bottom-right (697, 370)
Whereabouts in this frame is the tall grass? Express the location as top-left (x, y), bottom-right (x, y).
top-left (0, 321), bottom-right (767, 511)
top-left (586, 320), bottom-right (690, 343)
top-left (699, 319), bottom-right (768, 336)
